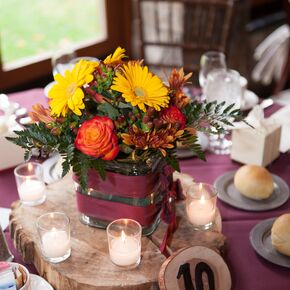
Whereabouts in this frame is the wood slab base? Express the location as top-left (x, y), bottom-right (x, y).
top-left (10, 173), bottom-right (225, 290)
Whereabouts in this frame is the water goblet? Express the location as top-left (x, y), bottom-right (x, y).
top-left (204, 68), bottom-right (242, 154)
top-left (199, 51), bottom-right (226, 90)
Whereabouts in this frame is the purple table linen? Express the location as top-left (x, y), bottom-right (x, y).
top-left (0, 89), bottom-right (289, 289)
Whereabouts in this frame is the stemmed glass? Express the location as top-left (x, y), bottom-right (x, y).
top-left (199, 51), bottom-right (226, 90)
top-left (204, 69), bottom-right (242, 154)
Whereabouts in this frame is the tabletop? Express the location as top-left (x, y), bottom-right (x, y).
top-left (1, 88), bottom-right (290, 290)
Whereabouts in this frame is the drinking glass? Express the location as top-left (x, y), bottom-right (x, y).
top-left (199, 51), bottom-right (226, 89)
top-left (204, 69), bottom-right (242, 154)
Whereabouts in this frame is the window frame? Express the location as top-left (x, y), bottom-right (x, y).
top-left (0, 0), bottom-right (132, 91)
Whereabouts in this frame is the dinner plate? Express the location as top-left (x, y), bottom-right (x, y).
top-left (176, 132), bottom-right (209, 159)
top-left (249, 218), bottom-right (290, 268)
top-left (214, 170), bottom-right (289, 211)
top-left (29, 274), bottom-right (54, 290)
top-left (240, 90), bottom-right (259, 111)
top-left (42, 153), bottom-right (63, 184)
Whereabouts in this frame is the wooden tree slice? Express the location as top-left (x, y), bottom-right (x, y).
top-left (10, 174), bottom-right (164, 290)
top-left (9, 173), bottom-right (226, 290)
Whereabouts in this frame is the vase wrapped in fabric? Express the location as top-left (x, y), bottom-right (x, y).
top-left (73, 156), bottom-right (178, 235)
top-left (7, 47), bottom-right (242, 237)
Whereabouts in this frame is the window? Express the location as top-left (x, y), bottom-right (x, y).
top-left (0, 0), bottom-right (132, 91)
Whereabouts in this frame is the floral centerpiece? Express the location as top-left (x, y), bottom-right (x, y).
top-left (8, 47), bottom-right (241, 235)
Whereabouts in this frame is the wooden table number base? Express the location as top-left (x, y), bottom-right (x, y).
top-left (9, 173), bottom-right (226, 290)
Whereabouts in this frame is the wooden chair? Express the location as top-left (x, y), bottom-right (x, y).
top-left (136, 0), bottom-right (234, 79)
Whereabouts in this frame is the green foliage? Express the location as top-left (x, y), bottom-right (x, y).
top-left (179, 133), bottom-right (205, 161)
top-left (186, 100), bottom-right (244, 135)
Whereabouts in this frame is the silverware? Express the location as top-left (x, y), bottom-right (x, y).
top-left (260, 98), bottom-right (274, 109)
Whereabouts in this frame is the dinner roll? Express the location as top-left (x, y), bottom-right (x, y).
top-left (271, 214), bottom-right (290, 256)
top-left (234, 164), bottom-right (273, 200)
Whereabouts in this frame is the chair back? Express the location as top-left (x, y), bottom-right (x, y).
top-left (136, 0), bottom-right (234, 80)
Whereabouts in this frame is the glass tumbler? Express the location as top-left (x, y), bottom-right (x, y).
top-left (107, 219), bottom-right (141, 269)
top-left (186, 183), bottom-right (217, 230)
top-left (14, 162), bottom-right (46, 206)
top-left (36, 212), bottom-right (71, 263)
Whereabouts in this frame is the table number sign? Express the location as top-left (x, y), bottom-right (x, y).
top-left (159, 246), bottom-right (231, 290)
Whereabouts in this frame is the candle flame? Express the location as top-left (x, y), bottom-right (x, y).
top-left (28, 163), bottom-right (33, 172)
top-left (121, 230), bottom-right (126, 242)
top-left (52, 227), bottom-right (56, 232)
top-left (199, 183), bottom-right (203, 191)
top-left (200, 195), bottom-right (206, 204)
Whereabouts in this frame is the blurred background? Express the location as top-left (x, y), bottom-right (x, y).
top-left (0, 0), bottom-right (289, 98)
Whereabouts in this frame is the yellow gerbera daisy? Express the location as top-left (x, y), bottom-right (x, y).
top-left (104, 47), bottom-right (126, 64)
top-left (111, 63), bottom-right (169, 112)
top-left (48, 60), bottom-right (96, 117)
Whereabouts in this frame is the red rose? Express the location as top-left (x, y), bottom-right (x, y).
top-left (161, 106), bottom-right (187, 129)
top-left (75, 116), bottom-right (119, 160)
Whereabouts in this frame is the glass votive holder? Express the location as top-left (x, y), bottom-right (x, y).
top-left (36, 212), bottom-right (71, 263)
top-left (14, 162), bottom-right (46, 206)
top-left (107, 218), bottom-right (141, 269)
top-left (186, 182), bottom-right (217, 230)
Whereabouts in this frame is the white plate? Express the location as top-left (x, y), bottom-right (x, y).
top-left (43, 81), bottom-right (56, 97)
top-left (241, 90), bottom-right (259, 111)
top-left (29, 274), bottom-right (54, 290)
top-left (42, 153), bottom-right (63, 184)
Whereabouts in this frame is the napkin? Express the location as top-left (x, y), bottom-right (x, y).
top-left (269, 105), bottom-right (290, 153)
top-left (234, 105), bottom-right (277, 133)
top-left (0, 208), bottom-right (10, 231)
top-left (252, 24), bottom-right (290, 85)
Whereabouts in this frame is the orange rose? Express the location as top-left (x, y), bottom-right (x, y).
top-left (75, 116), bottom-right (119, 160)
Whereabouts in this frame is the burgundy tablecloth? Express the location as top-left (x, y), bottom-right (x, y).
top-left (1, 88), bottom-right (289, 290)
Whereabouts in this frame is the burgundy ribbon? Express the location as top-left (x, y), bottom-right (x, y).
top-left (159, 166), bottom-right (184, 256)
top-left (76, 191), bottom-right (160, 227)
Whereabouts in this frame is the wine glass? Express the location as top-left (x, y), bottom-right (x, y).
top-left (51, 47), bottom-right (77, 76)
top-left (199, 51), bottom-right (226, 89)
top-left (204, 68), bottom-right (242, 154)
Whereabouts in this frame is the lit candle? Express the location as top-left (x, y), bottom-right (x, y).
top-left (107, 219), bottom-right (142, 268)
top-left (18, 178), bottom-right (45, 202)
top-left (186, 183), bottom-right (217, 229)
top-left (109, 230), bottom-right (141, 267)
top-left (41, 228), bottom-right (70, 259)
top-left (14, 162), bottom-right (46, 206)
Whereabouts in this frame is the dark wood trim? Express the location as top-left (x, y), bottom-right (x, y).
top-left (0, 0), bottom-right (132, 92)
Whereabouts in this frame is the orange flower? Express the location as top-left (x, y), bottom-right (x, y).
top-left (168, 68), bottom-right (192, 90)
top-left (29, 104), bottom-right (56, 123)
top-left (168, 68), bottom-right (192, 108)
top-left (121, 125), bottom-right (183, 156)
top-left (75, 116), bottom-right (119, 160)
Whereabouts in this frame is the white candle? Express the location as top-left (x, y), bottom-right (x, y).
top-left (186, 194), bottom-right (216, 227)
top-left (18, 179), bottom-right (45, 202)
top-left (109, 230), bottom-right (141, 266)
top-left (41, 229), bottom-right (70, 258)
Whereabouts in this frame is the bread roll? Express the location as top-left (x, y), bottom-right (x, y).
top-left (234, 164), bottom-right (273, 200)
top-left (271, 213), bottom-right (290, 256)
